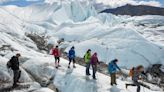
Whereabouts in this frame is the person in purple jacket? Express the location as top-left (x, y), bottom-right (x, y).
top-left (91, 52), bottom-right (100, 80)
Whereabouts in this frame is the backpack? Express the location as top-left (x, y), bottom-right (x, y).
top-left (129, 67), bottom-right (135, 77)
top-left (108, 62), bottom-right (113, 73)
top-left (7, 60), bottom-right (12, 69)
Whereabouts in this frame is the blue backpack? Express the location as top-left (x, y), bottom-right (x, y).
top-left (108, 62), bottom-right (116, 73)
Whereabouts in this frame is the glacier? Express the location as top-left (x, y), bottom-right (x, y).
top-left (0, 0), bottom-right (164, 92)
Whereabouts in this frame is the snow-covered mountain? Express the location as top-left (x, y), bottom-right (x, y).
top-left (0, 0), bottom-right (164, 92)
top-left (101, 4), bottom-right (164, 16)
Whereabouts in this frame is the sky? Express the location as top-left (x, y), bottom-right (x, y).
top-left (0, 0), bottom-right (163, 7)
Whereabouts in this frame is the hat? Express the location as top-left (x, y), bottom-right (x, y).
top-left (16, 53), bottom-right (21, 57)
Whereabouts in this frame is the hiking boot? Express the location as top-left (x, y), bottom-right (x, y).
top-left (111, 83), bottom-right (113, 86)
top-left (58, 65), bottom-right (61, 67)
top-left (86, 74), bottom-right (91, 76)
top-left (12, 83), bottom-right (18, 88)
top-left (56, 66), bottom-right (58, 69)
top-left (17, 80), bottom-right (21, 83)
top-left (68, 66), bottom-right (70, 68)
top-left (93, 77), bottom-right (97, 80)
top-left (73, 65), bottom-right (76, 68)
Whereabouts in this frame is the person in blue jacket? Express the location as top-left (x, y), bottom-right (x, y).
top-left (68, 46), bottom-right (76, 68)
top-left (108, 59), bottom-right (121, 86)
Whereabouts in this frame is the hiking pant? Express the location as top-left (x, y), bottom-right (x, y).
top-left (69, 58), bottom-right (75, 66)
top-left (13, 70), bottom-right (21, 85)
top-left (86, 63), bottom-right (91, 75)
top-left (92, 65), bottom-right (97, 79)
top-left (126, 81), bottom-right (150, 92)
top-left (55, 56), bottom-right (60, 64)
top-left (110, 73), bottom-right (116, 85)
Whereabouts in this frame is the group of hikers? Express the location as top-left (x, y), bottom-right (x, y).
top-left (7, 45), bottom-right (149, 92)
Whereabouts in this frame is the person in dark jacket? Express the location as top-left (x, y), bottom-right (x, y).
top-left (7, 53), bottom-right (21, 87)
top-left (52, 46), bottom-right (61, 68)
top-left (126, 65), bottom-right (149, 92)
top-left (108, 59), bottom-right (121, 86)
top-left (68, 46), bottom-right (76, 68)
top-left (90, 52), bottom-right (100, 79)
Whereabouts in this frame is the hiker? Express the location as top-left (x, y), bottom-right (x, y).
top-left (84, 49), bottom-right (92, 76)
top-left (68, 46), bottom-right (76, 68)
top-left (7, 53), bottom-right (21, 87)
top-left (126, 65), bottom-right (149, 92)
top-left (108, 59), bottom-right (121, 86)
top-left (52, 45), bottom-right (61, 68)
top-left (91, 52), bottom-right (100, 79)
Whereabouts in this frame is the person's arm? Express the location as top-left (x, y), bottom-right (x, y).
top-left (115, 63), bottom-right (121, 71)
top-left (140, 72), bottom-right (147, 80)
top-left (74, 50), bottom-right (76, 57)
top-left (97, 57), bottom-right (100, 64)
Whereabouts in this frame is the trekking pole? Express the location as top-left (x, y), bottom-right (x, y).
top-left (142, 80), bottom-right (145, 92)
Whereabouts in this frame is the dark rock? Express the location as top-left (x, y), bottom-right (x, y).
top-left (147, 64), bottom-right (164, 87)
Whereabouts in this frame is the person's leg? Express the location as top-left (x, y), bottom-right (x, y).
top-left (13, 70), bottom-right (19, 86)
top-left (126, 83), bottom-right (136, 89)
top-left (137, 85), bottom-right (140, 92)
top-left (86, 63), bottom-right (91, 75)
top-left (113, 73), bottom-right (117, 85)
top-left (134, 81), bottom-right (141, 92)
top-left (58, 57), bottom-right (60, 65)
top-left (110, 73), bottom-right (114, 86)
top-left (92, 65), bottom-right (96, 79)
top-left (139, 82), bottom-right (150, 89)
top-left (17, 70), bottom-right (21, 82)
top-left (86, 63), bottom-right (89, 75)
top-left (68, 58), bottom-right (71, 68)
top-left (55, 57), bottom-right (59, 68)
top-left (88, 63), bottom-right (90, 74)
top-left (73, 58), bottom-right (76, 68)
top-left (55, 57), bottom-right (57, 65)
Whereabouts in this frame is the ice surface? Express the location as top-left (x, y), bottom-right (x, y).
top-left (0, 0), bottom-right (164, 91)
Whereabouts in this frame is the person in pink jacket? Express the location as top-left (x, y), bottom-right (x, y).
top-left (91, 52), bottom-right (100, 80)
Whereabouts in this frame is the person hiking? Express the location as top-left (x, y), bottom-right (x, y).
top-left (68, 46), bottom-right (76, 68)
top-left (91, 52), bottom-right (100, 80)
top-left (108, 59), bottom-right (121, 86)
top-left (52, 45), bottom-right (61, 68)
top-left (84, 49), bottom-right (91, 76)
top-left (7, 53), bottom-right (21, 87)
top-left (126, 65), bottom-right (149, 92)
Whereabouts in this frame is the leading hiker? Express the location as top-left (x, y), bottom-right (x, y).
top-left (7, 53), bottom-right (21, 87)
top-left (108, 59), bottom-right (121, 86)
top-left (52, 45), bottom-right (61, 68)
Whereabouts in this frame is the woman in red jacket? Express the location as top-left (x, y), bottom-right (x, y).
top-left (91, 52), bottom-right (100, 80)
top-left (52, 46), bottom-right (61, 68)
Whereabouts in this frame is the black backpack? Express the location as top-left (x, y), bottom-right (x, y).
top-left (7, 60), bottom-right (12, 69)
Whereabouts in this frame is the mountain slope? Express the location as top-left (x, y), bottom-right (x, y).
top-left (101, 4), bottom-right (164, 16)
top-left (0, 2), bottom-right (164, 68)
